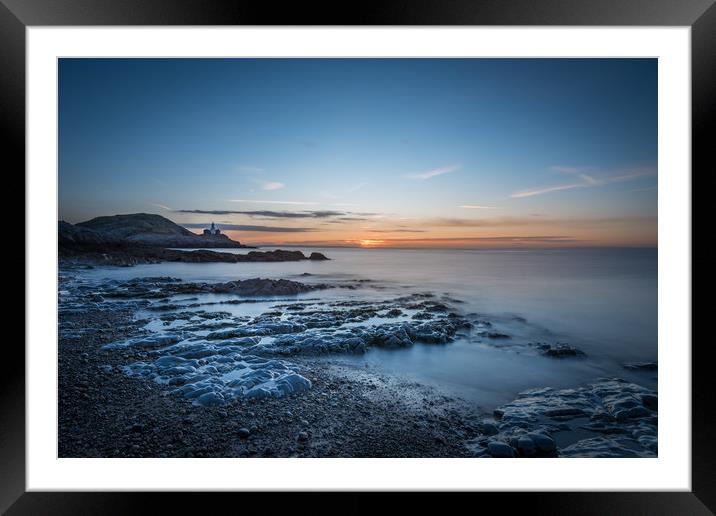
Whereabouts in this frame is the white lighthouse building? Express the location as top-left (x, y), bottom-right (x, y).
top-left (203, 222), bottom-right (221, 236)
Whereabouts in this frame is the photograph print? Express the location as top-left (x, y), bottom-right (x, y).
top-left (58, 58), bottom-right (658, 458)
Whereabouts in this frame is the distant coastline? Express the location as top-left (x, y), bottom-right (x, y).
top-left (59, 213), bottom-right (327, 266)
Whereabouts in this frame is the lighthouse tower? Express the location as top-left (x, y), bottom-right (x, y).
top-left (203, 222), bottom-right (221, 236)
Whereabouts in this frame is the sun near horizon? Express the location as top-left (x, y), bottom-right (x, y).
top-left (59, 58), bottom-right (657, 249)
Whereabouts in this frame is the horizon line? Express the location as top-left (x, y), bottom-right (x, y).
top-left (249, 243), bottom-right (658, 251)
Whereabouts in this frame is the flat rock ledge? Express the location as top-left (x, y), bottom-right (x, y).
top-left (99, 276), bottom-right (329, 298)
top-left (468, 379), bottom-right (658, 458)
top-left (63, 272), bottom-right (473, 407)
top-left (59, 270), bottom-right (658, 458)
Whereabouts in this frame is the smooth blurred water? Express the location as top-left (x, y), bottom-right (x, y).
top-left (78, 247), bottom-right (657, 408)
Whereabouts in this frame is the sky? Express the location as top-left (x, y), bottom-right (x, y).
top-left (58, 58), bottom-right (657, 248)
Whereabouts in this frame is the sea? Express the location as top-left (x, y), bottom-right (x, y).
top-left (75, 247), bottom-right (658, 410)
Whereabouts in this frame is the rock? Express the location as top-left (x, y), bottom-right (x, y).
top-left (480, 422), bottom-right (499, 436)
top-left (560, 436), bottom-right (643, 458)
top-left (470, 380), bottom-right (657, 458)
top-left (210, 278), bottom-right (319, 297)
top-left (580, 423), bottom-right (626, 434)
top-left (479, 331), bottom-right (510, 339)
top-left (626, 406), bottom-right (651, 419)
top-left (309, 252), bottom-right (329, 261)
top-left (487, 441), bottom-right (516, 458)
top-left (194, 392), bottom-right (225, 407)
top-left (516, 436), bottom-right (536, 456)
top-left (534, 343), bottom-right (586, 358)
top-left (74, 213), bottom-right (247, 248)
top-left (237, 427), bottom-right (250, 438)
top-left (528, 433), bottom-right (556, 453)
top-left (623, 361), bottom-right (658, 371)
top-left (59, 217), bottom-right (337, 267)
top-left (641, 394), bottom-right (658, 411)
top-left (543, 407), bottom-right (585, 418)
top-left (298, 431), bottom-right (309, 442)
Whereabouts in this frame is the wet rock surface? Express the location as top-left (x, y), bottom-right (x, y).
top-left (623, 361), bottom-right (658, 371)
top-left (58, 269), bottom-right (658, 458)
top-left (467, 379), bottom-right (658, 457)
top-left (531, 343), bottom-right (586, 358)
top-left (58, 294), bottom-right (479, 457)
top-left (89, 276), bottom-right (473, 406)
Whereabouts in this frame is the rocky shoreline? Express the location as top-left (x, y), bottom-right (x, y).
top-left (59, 214), bottom-right (329, 267)
top-left (59, 245), bottom-right (329, 267)
top-left (59, 292), bottom-right (479, 457)
top-left (59, 269), bottom-right (658, 458)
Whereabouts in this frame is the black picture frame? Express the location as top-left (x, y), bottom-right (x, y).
top-left (4, 0), bottom-right (709, 513)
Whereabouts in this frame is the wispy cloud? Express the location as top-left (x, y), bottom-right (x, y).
top-left (319, 190), bottom-right (338, 199)
top-left (175, 209), bottom-right (247, 215)
top-left (404, 164), bottom-right (460, 181)
top-left (348, 182), bottom-right (367, 193)
top-left (550, 166), bottom-right (587, 174)
top-left (242, 210), bottom-right (343, 219)
top-left (150, 203), bottom-right (172, 211)
top-left (365, 229), bottom-right (426, 233)
top-left (609, 169), bottom-right (658, 183)
top-left (340, 235), bottom-right (580, 247)
top-left (237, 165), bottom-right (264, 173)
top-left (423, 215), bottom-right (656, 229)
top-left (512, 166), bottom-right (657, 198)
top-left (458, 205), bottom-right (499, 209)
top-left (261, 181), bottom-right (285, 191)
top-left (176, 209), bottom-right (348, 219)
top-left (320, 182), bottom-right (367, 200)
top-left (630, 185), bottom-right (658, 193)
top-left (248, 236), bottom-right (584, 248)
top-left (511, 182), bottom-right (588, 198)
top-left (394, 236), bottom-right (577, 242)
top-left (182, 223), bottom-right (314, 233)
top-left (549, 165), bottom-right (600, 186)
top-left (229, 199), bottom-right (318, 206)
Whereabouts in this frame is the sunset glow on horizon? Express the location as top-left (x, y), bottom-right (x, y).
top-left (59, 58), bottom-right (657, 249)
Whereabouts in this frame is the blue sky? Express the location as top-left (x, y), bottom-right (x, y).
top-left (59, 58), bottom-right (657, 247)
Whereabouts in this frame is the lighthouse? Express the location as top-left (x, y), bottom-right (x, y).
top-left (203, 222), bottom-right (221, 236)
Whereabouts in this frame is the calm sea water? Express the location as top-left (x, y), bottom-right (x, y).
top-left (78, 247), bottom-right (657, 409)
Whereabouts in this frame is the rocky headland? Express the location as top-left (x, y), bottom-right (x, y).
top-left (59, 214), bottom-right (328, 266)
top-left (73, 213), bottom-right (247, 248)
